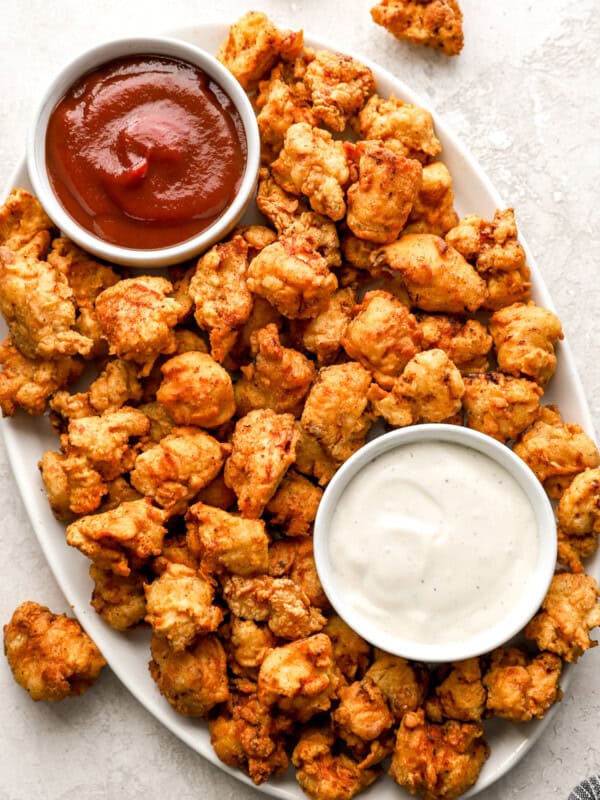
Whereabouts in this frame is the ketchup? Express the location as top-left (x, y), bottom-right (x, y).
top-left (46, 54), bottom-right (247, 249)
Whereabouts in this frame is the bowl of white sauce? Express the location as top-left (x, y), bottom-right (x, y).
top-left (313, 424), bottom-right (557, 663)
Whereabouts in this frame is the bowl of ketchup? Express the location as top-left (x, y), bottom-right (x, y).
top-left (27, 36), bottom-right (260, 267)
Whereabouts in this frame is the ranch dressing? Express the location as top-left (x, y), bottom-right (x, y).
top-left (328, 441), bottom-right (539, 645)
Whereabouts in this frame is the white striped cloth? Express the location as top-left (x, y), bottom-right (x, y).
top-left (569, 777), bottom-right (600, 800)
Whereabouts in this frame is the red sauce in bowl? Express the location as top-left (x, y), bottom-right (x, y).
top-left (45, 54), bottom-right (247, 249)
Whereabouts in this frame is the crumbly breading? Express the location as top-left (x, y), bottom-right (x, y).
top-left (39, 451), bottom-right (107, 520)
top-left (268, 538), bottom-right (328, 610)
top-left (463, 372), bottom-right (543, 443)
top-left (427, 658), bottom-right (486, 723)
top-left (265, 469), bottom-right (323, 538)
top-left (366, 651), bottom-right (429, 721)
top-left (89, 565), bottom-right (146, 631)
top-left (405, 162), bottom-right (459, 236)
top-left (0, 188), bottom-right (53, 257)
top-left (357, 94), bottom-right (442, 162)
top-left (256, 68), bottom-right (316, 163)
top-left (324, 615), bottom-right (372, 682)
top-left (293, 421), bottom-right (339, 487)
top-left (371, 0), bottom-right (464, 56)
top-left (417, 314), bottom-right (492, 374)
top-left (290, 287), bottom-right (355, 366)
top-left (556, 469), bottom-right (600, 572)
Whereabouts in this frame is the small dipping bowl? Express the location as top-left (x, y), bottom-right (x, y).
top-left (27, 36), bottom-right (260, 268)
top-left (313, 425), bottom-right (556, 663)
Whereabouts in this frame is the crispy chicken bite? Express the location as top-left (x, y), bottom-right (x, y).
top-left (227, 617), bottom-right (277, 672)
top-left (427, 659), bottom-right (486, 723)
top-left (217, 11), bottom-right (303, 90)
top-left (371, 0), bottom-right (464, 56)
top-left (557, 468), bottom-right (600, 572)
top-left (417, 314), bottom-right (492, 374)
top-left (256, 65), bottom-right (316, 163)
top-left (94, 276), bottom-right (182, 373)
top-left (524, 572), bottom-right (600, 663)
top-left (342, 290), bottom-right (422, 388)
top-left (303, 49), bottom-right (376, 132)
top-left (234, 324), bottom-right (316, 417)
top-left (130, 427), bottom-right (229, 514)
top-left (369, 349), bottom-right (464, 427)
top-left (265, 469), bottom-right (323, 537)
top-left (345, 140), bottom-right (422, 244)
top-left (0, 336), bottom-right (83, 416)
top-left (332, 678), bottom-right (394, 763)
top-left (290, 287), bottom-right (355, 366)
top-left (373, 234), bottom-right (487, 314)
top-left (294, 422), bottom-right (339, 487)
top-left (0, 247), bottom-right (93, 360)
top-left (389, 709), bottom-right (489, 800)
top-left (155, 351), bottom-right (235, 429)
top-left (483, 647), bottom-right (562, 722)
top-left (513, 406), bottom-right (600, 498)
top-left (186, 501), bottom-right (269, 577)
top-left (0, 188), bottom-right (53, 257)
top-left (144, 562), bottom-right (223, 651)
top-left (446, 209), bottom-right (526, 274)
top-left (66, 498), bottom-right (168, 577)
top-left (489, 301), bottom-right (563, 386)
top-left (268, 538), bottom-right (328, 610)
top-left (224, 408), bottom-right (299, 518)
top-left (301, 362), bottom-right (373, 463)
top-left (357, 94), bottom-right (442, 163)
top-left (3, 601), bottom-right (105, 701)
top-left (258, 633), bottom-right (342, 722)
top-left (462, 372), bottom-right (543, 443)
top-left (366, 651), bottom-right (429, 721)
top-left (39, 451), bottom-right (107, 520)
top-left (271, 122), bottom-right (350, 221)
top-left (324, 614), bottom-right (372, 682)
top-left (90, 564), bottom-right (146, 631)
top-left (188, 235), bottom-right (253, 363)
top-left (149, 632), bottom-right (229, 716)
top-left (247, 236), bottom-right (338, 320)
top-left (292, 727), bottom-right (379, 800)
top-left (405, 162), bottom-right (459, 236)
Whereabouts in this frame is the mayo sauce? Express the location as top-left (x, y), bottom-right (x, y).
top-left (328, 440), bottom-right (539, 645)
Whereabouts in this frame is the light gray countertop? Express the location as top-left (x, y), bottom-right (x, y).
top-left (1, 1), bottom-right (599, 798)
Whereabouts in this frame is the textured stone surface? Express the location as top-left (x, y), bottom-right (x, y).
top-left (0, 1), bottom-right (599, 798)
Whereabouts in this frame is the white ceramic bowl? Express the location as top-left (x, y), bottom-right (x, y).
top-left (313, 424), bottom-right (557, 663)
top-left (26, 36), bottom-right (260, 268)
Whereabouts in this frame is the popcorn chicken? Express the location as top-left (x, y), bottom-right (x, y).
top-left (301, 362), bottom-right (373, 463)
top-left (268, 538), bottom-right (328, 610)
top-left (525, 572), bottom-right (600, 663)
top-left (366, 651), bottom-right (429, 721)
top-left (406, 162), bottom-right (459, 235)
top-left (490, 301), bottom-right (563, 386)
top-left (556, 468), bottom-right (600, 572)
top-left (483, 266), bottom-right (532, 311)
top-left (332, 678), bottom-right (394, 759)
top-left (294, 422), bottom-right (339, 487)
top-left (324, 615), bottom-right (372, 682)
top-left (271, 122), bottom-right (350, 221)
top-left (357, 94), bottom-right (442, 162)
top-left (227, 617), bottom-right (277, 671)
top-left (417, 314), bottom-right (492, 374)
top-left (345, 140), bottom-right (422, 243)
top-left (427, 658), bottom-right (486, 723)
top-left (373, 234), bottom-right (487, 314)
top-left (446, 209), bottom-right (526, 274)
top-left (3, 601), bottom-right (105, 701)
top-left (0, 188), bottom-right (53, 257)
top-left (290, 287), bottom-right (356, 367)
top-left (463, 372), bottom-right (543, 443)
top-left (265, 470), bottom-right (323, 538)
top-left (89, 564), bottom-right (146, 631)
top-left (483, 647), bottom-right (562, 722)
top-left (371, 0), bottom-right (464, 56)
top-left (256, 67), bottom-right (316, 163)
top-left (39, 451), bottom-right (107, 519)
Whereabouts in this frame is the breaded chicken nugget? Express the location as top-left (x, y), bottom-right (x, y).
top-left (324, 615), bottom-right (372, 682)
top-left (463, 372), bottom-right (543, 443)
top-left (427, 658), bottom-right (486, 723)
top-left (39, 451), bottom-right (107, 519)
top-left (0, 188), bottom-right (53, 257)
top-left (417, 314), bottom-right (492, 374)
top-left (405, 162), bottom-right (459, 236)
top-left (371, 0), bottom-right (464, 56)
top-left (268, 537), bottom-right (328, 609)
top-left (357, 94), bottom-right (442, 162)
top-left (366, 650), bottom-right (429, 721)
top-left (89, 565), bottom-right (146, 631)
top-left (265, 470), bottom-right (323, 538)
top-left (556, 468), bottom-right (600, 572)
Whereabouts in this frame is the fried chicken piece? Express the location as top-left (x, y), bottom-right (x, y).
top-left (94, 276), bottom-right (182, 373)
top-left (0, 247), bottom-right (93, 360)
top-left (389, 709), bottom-right (489, 800)
top-left (98, 476), bottom-right (143, 513)
top-left (0, 336), bottom-right (83, 416)
top-left (149, 633), bottom-right (229, 716)
top-left (258, 633), bottom-right (341, 722)
top-left (345, 140), bottom-right (422, 244)
top-left (463, 372), bottom-right (543, 443)
top-left (155, 351), bottom-right (235, 429)
top-left (405, 162), bottom-right (459, 236)
top-left (89, 564), bottom-right (146, 631)
top-left (222, 575), bottom-right (326, 641)
top-left (137, 401), bottom-right (175, 444)
top-left (373, 234), bottom-right (487, 314)
top-left (524, 572), bottom-right (600, 663)
top-left (371, 0), bottom-right (464, 56)
top-left (483, 647), bottom-right (562, 722)
top-left (340, 229), bottom-right (382, 274)
top-left (130, 427), bottom-right (229, 515)
top-left (357, 94), bottom-right (442, 163)
top-left (342, 290), bottom-right (422, 388)
top-left (489, 301), bottom-right (563, 385)
top-left (217, 11), bottom-right (303, 90)
top-left (0, 188), bottom-right (52, 257)
top-left (144, 563), bottom-right (223, 650)
top-left (418, 314), bottom-right (492, 374)
top-left (294, 422), bottom-right (339, 486)
top-left (194, 472), bottom-right (236, 511)
top-left (271, 122), bottom-right (350, 221)
top-left (324, 615), bottom-right (372, 682)
top-left (265, 470), bottom-right (323, 537)
top-left (210, 691), bottom-right (290, 784)
top-left (332, 678), bottom-right (394, 761)
top-left (446, 209), bottom-right (526, 272)
top-left (227, 617), bottom-right (277, 671)
top-left (268, 538), bottom-right (328, 610)
top-left (428, 659), bottom-right (487, 723)
top-left (292, 727), bottom-right (379, 800)
top-left (224, 409), bottom-right (299, 518)
top-left (369, 349), bottom-right (464, 427)
top-left (226, 295), bottom-right (284, 368)
top-left (483, 265), bottom-right (532, 311)
top-left (66, 498), bottom-right (168, 577)
top-left (235, 324), bottom-right (316, 417)
top-left (186, 501), bottom-right (269, 577)
top-left (513, 406), bottom-right (600, 498)
top-left (247, 235), bottom-right (338, 319)
top-left (39, 451), bottom-right (107, 520)
top-left (366, 651), bottom-right (429, 721)
top-left (303, 49), bottom-right (376, 132)
top-left (188, 235), bottom-right (253, 363)
top-left (301, 362), bottom-right (373, 463)
top-left (290, 287), bottom-right (356, 366)
top-left (3, 601), bottom-right (105, 701)
top-left (556, 469), bottom-right (600, 572)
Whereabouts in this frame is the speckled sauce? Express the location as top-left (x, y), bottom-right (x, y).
top-left (329, 441), bottom-right (539, 645)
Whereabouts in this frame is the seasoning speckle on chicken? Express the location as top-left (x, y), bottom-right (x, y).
top-left (371, 0), bottom-right (464, 56)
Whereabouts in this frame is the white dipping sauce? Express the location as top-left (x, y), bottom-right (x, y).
top-left (328, 441), bottom-right (539, 646)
